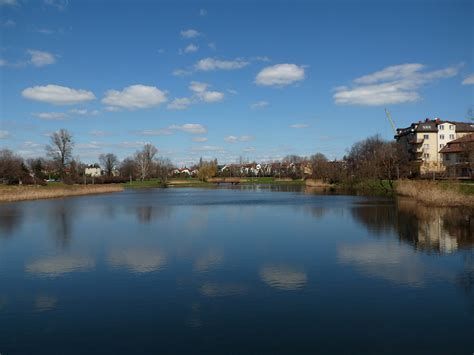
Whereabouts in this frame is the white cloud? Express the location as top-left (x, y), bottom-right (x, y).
top-left (33, 112), bottom-right (67, 120)
top-left (37, 28), bottom-right (55, 34)
top-left (187, 81), bottom-right (224, 103)
top-left (243, 147), bottom-right (256, 153)
top-left (195, 57), bottom-right (249, 71)
top-left (199, 90), bottom-right (224, 102)
top-left (225, 135), bottom-right (253, 143)
top-left (250, 100), bottom-right (269, 109)
top-left (167, 97), bottom-right (192, 110)
top-left (199, 8), bottom-right (207, 16)
top-left (43, 0), bottom-right (68, 10)
top-left (184, 44), bottom-right (198, 53)
top-left (208, 42), bottom-right (216, 50)
top-left (27, 50), bottom-right (56, 67)
top-left (256, 63), bottom-right (305, 86)
top-left (189, 81), bottom-right (208, 93)
top-left (181, 29), bottom-right (200, 38)
top-left (333, 63), bottom-right (461, 106)
top-left (192, 137), bottom-right (208, 142)
top-left (89, 130), bottom-right (110, 137)
top-left (0, 59), bottom-right (7, 66)
top-left (22, 85), bottom-right (96, 105)
top-left (102, 84), bottom-right (167, 110)
top-left (462, 74), bottom-right (474, 85)
top-left (169, 123), bottom-right (207, 134)
top-left (224, 135), bottom-right (238, 143)
top-left (69, 108), bottom-right (99, 116)
top-left (172, 68), bottom-right (192, 77)
top-left (0, 130), bottom-right (10, 139)
top-left (290, 123), bottom-right (309, 129)
top-left (136, 128), bottom-right (173, 136)
top-left (0, 0), bottom-right (18, 5)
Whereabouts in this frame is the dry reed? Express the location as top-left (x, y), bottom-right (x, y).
top-left (0, 184), bottom-right (124, 203)
top-left (395, 180), bottom-right (474, 207)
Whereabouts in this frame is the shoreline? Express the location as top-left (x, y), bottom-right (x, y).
top-left (0, 184), bottom-right (124, 203)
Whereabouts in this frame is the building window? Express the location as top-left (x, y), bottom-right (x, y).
top-left (445, 154), bottom-right (450, 161)
top-left (423, 134), bottom-right (429, 139)
top-left (439, 125), bottom-right (444, 130)
top-left (439, 144), bottom-right (444, 149)
top-left (449, 125), bottom-right (454, 130)
top-left (440, 134), bottom-right (445, 139)
top-left (423, 144), bottom-right (429, 149)
top-left (423, 153), bottom-right (430, 158)
top-left (449, 134), bottom-right (455, 140)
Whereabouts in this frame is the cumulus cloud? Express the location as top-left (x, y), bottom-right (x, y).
top-left (189, 81), bottom-right (208, 93)
top-left (102, 84), bottom-right (167, 110)
top-left (43, 0), bottom-right (68, 10)
top-left (0, 130), bottom-right (10, 139)
top-left (169, 123), bottom-right (207, 134)
top-left (33, 112), bottom-right (67, 120)
top-left (195, 57), bottom-right (249, 71)
top-left (181, 29), bottom-right (200, 38)
top-left (462, 74), bottom-right (474, 85)
top-left (192, 137), bottom-right (208, 142)
top-left (69, 108), bottom-right (99, 116)
top-left (199, 90), bottom-right (224, 102)
top-left (167, 97), bottom-right (192, 110)
top-left (250, 100), bottom-right (269, 109)
top-left (22, 85), bottom-right (96, 105)
top-left (333, 63), bottom-right (461, 106)
top-left (255, 63), bottom-right (305, 86)
top-left (184, 44), bottom-right (198, 54)
top-left (190, 81), bottom-right (224, 102)
top-left (172, 68), bottom-right (192, 77)
top-left (27, 50), bottom-right (56, 67)
top-left (290, 123), bottom-right (309, 129)
top-left (224, 135), bottom-right (254, 143)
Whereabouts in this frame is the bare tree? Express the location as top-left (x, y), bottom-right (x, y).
top-left (134, 144), bottom-right (158, 181)
top-left (119, 157), bottom-right (136, 180)
top-left (0, 149), bottom-right (25, 184)
top-left (99, 153), bottom-right (119, 176)
top-left (46, 129), bottom-right (73, 177)
top-left (155, 157), bottom-right (173, 183)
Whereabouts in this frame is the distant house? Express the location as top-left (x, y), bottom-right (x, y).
top-left (439, 133), bottom-right (474, 179)
top-left (84, 164), bottom-right (102, 177)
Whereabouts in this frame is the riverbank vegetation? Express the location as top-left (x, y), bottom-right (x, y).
top-left (395, 180), bottom-right (474, 207)
top-left (0, 184), bottom-right (123, 203)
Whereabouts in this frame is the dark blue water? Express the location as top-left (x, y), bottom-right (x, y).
top-left (0, 186), bottom-right (473, 354)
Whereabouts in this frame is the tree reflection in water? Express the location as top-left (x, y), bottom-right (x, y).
top-left (351, 198), bottom-right (474, 254)
top-left (0, 205), bottom-right (23, 238)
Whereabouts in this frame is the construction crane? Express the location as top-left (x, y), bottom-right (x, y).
top-left (385, 108), bottom-right (397, 135)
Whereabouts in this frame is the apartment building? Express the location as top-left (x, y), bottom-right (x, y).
top-left (395, 118), bottom-right (474, 174)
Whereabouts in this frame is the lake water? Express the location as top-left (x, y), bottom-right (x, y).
top-left (0, 186), bottom-right (473, 354)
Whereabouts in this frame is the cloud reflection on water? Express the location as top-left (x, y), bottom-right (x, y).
top-left (107, 248), bottom-right (167, 273)
top-left (259, 264), bottom-right (308, 291)
top-left (25, 255), bottom-right (95, 278)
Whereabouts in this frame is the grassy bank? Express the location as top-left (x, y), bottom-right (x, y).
top-left (0, 183), bottom-right (124, 203)
top-left (395, 180), bottom-right (474, 207)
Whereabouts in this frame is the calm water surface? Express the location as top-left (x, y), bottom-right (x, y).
top-left (0, 186), bottom-right (473, 354)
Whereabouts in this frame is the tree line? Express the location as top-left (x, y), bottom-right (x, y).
top-left (0, 128), bottom-right (410, 186)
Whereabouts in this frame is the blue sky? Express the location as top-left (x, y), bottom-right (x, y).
top-left (1, 0), bottom-right (473, 166)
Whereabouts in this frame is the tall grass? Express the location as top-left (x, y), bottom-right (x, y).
top-left (395, 180), bottom-right (474, 207)
top-left (0, 184), bottom-right (124, 203)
